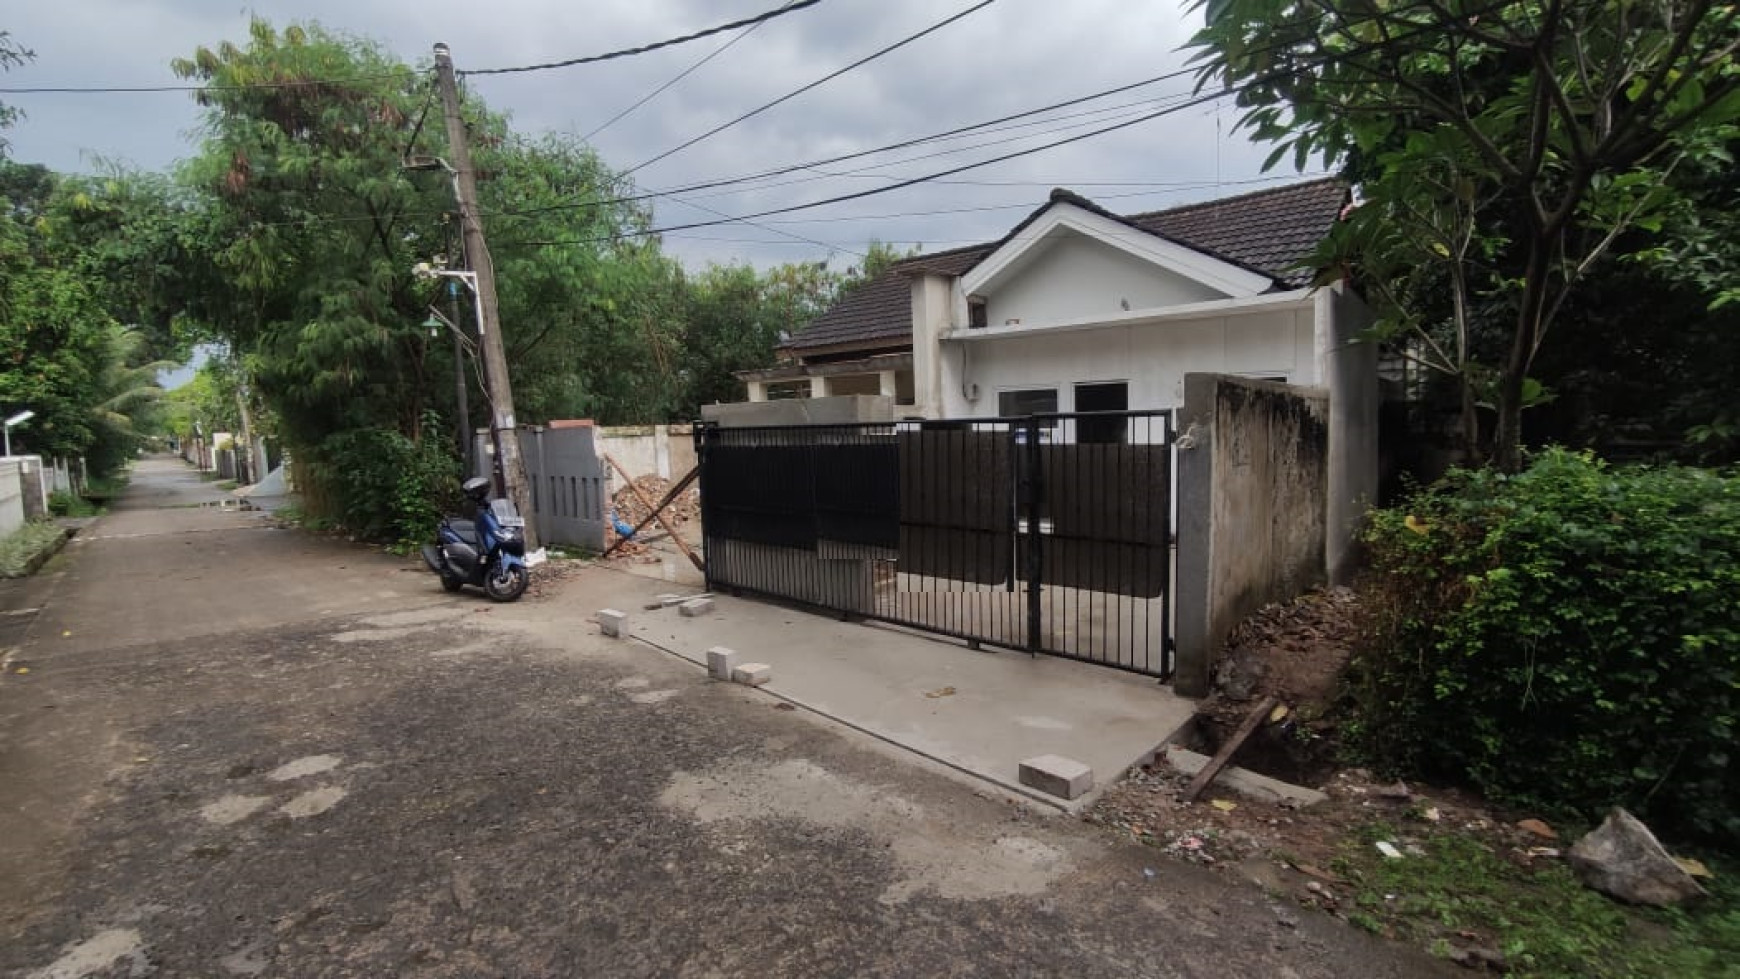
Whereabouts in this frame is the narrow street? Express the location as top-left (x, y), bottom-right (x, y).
top-left (0, 457), bottom-right (1451, 978)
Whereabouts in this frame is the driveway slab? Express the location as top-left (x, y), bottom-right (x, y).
top-left (565, 565), bottom-right (1196, 811)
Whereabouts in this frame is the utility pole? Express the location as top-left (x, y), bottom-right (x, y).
top-left (432, 42), bottom-right (538, 550)
top-left (448, 278), bottom-right (471, 475)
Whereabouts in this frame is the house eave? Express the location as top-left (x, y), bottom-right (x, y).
top-left (940, 287), bottom-right (1316, 343)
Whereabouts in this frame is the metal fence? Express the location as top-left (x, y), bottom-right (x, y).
top-left (697, 411), bottom-right (1174, 678)
top-left (475, 425), bottom-right (607, 552)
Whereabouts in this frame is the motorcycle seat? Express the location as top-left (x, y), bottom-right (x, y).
top-left (446, 519), bottom-right (480, 544)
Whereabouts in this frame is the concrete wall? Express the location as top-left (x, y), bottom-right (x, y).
top-left (596, 424), bottom-right (698, 481)
top-left (1174, 374), bottom-right (1330, 697)
top-left (984, 233), bottom-right (1226, 328)
top-left (1317, 282), bottom-right (1379, 585)
top-left (702, 395), bottom-right (894, 428)
top-left (939, 305), bottom-right (1317, 417)
top-left (0, 459), bottom-right (26, 538)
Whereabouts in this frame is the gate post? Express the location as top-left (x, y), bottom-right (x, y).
top-left (694, 423), bottom-right (714, 591)
top-left (1022, 417), bottom-right (1043, 654)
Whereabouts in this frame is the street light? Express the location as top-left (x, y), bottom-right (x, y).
top-left (4, 409), bottom-right (34, 457)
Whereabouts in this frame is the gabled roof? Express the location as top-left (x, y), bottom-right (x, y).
top-left (784, 177), bottom-right (1347, 353)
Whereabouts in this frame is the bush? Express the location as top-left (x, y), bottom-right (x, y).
top-left (299, 422), bottom-right (460, 546)
top-left (47, 490), bottom-right (98, 518)
top-left (1346, 448), bottom-right (1740, 843)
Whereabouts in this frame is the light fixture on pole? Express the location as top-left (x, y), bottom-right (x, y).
top-left (4, 409), bottom-right (34, 457)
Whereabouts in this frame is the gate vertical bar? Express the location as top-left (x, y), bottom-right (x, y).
top-left (1022, 417), bottom-right (1042, 654)
top-left (1162, 410), bottom-right (1175, 679)
top-left (695, 423), bottom-right (714, 592)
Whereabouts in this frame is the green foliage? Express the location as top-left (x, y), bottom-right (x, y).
top-left (1192, 0), bottom-right (1740, 468)
top-left (1332, 824), bottom-right (1740, 978)
top-left (46, 490), bottom-right (98, 518)
top-left (299, 418), bottom-right (459, 545)
top-left (1347, 449), bottom-right (1740, 841)
top-left (0, 521), bottom-right (66, 577)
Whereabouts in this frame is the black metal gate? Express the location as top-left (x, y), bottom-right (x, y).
top-left (696, 412), bottom-right (1174, 678)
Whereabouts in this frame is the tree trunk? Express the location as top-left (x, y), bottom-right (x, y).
top-left (1493, 238), bottom-right (1554, 472)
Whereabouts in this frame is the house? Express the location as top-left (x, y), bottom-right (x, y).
top-left (740, 177), bottom-right (1364, 421)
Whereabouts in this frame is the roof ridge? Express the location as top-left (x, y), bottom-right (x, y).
top-left (1125, 175), bottom-right (1345, 222)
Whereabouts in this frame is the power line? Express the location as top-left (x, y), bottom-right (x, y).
top-left (511, 87), bottom-right (1236, 248)
top-left (623, 0), bottom-right (998, 176)
top-left (580, 1), bottom-right (796, 144)
top-left (460, 0), bottom-right (826, 76)
top-left (510, 68), bottom-right (1190, 218)
top-left (0, 70), bottom-right (416, 95)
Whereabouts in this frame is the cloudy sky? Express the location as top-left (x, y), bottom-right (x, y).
top-left (3, 0), bottom-right (1322, 272)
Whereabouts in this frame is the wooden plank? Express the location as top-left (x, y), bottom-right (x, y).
top-left (601, 466), bottom-right (698, 558)
top-left (604, 455), bottom-right (704, 572)
top-left (1181, 696), bottom-right (1278, 804)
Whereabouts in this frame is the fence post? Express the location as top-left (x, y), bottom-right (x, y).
top-left (694, 423), bottom-right (713, 591)
top-left (1022, 417), bottom-right (1043, 654)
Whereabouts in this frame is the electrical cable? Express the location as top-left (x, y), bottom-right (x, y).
top-left (621, 0), bottom-right (998, 176)
top-left (580, 0), bottom-right (798, 144)
top-left (459, 0), bottom-right (826, 76)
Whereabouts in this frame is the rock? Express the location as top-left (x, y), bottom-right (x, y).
top-left (1448, 945), bottom-right (1508, 971)
top-left (1516, 818), bottom-right (1557, 840)
top-left (1567, 808), bottom-right (1707, 906)
top-left (1374, 781), bottom-right (1412, 800)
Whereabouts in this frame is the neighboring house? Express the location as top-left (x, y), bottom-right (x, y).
top-left (740, 177), bottom-right (1363, 420)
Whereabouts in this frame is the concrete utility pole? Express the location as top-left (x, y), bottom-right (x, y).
top-left (432, 42), bottom-right (538, 550)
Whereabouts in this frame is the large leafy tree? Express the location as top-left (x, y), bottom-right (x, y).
top-left (1193, 0), bottom-right (1740, 468)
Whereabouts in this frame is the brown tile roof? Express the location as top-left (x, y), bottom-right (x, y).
top-left (784, 178), bottom-right (1347, 353)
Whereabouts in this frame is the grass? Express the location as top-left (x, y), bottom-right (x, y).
top-left (215, 480), bottom-right (239, 491)
top-left (1330, 821), bottom-right (1740, 978)
top-left (47, 490), bottom-right (100, 518)
top-left (0, 521), bottom-right (69, 577)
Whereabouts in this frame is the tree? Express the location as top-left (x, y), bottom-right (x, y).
top-left (0, 32), bottom-right (32, 158)
top-left (1193, 0), bottom-right (1740, 468)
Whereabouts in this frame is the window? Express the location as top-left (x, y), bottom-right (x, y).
top-left (998, 388), bottom-right (1058, 417)
top-left (968, 298), bottom-right (989, 329)
top-left (1074, 381), bottom-right (1128, 444)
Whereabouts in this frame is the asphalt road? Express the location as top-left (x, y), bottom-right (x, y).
top-left (0, 457), bottom-right (1454, 978)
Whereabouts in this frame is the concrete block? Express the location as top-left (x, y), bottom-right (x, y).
top-left (731, 663), bottom-right (772, 687)
top-left (707, 646), bottom-right (739, 681)
top-left (679, 597), bottom-right (715, 617)
top-left (1163, 746), bottom-right (1327, 808)
top-left (597, 609), bottom-right (627, 638)
top-left (1019, 754), bottom-right (1094, 801)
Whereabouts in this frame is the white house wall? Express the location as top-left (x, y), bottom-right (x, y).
top-left (982, 234), bottom-right (1228, 329)
top-left (939, 307), bottom-right (1319, 417)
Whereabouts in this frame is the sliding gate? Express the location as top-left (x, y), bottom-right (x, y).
top-left (696, 412), bottom-right (1174, 678)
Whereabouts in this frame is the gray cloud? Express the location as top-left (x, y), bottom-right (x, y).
top-left (5, 0), bottom-right (1313, 270)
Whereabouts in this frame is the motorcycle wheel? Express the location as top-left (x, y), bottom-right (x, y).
top-left (440, 574), bottom-right (465, 593)
top-left (485, 564), bottom-right (529, 602)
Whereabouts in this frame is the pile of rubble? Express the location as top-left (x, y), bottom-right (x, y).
top-left (605, 473), bottom-right (702, 556)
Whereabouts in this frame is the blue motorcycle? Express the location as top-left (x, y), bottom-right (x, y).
top-left (421, 477), bottom-right (530, 602)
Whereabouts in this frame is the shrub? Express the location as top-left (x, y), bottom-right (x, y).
top-left (299, 421), bottom-right (460, 546)
top-left (1346, 448), bottom-right (1740, 843)
top-left (47, 490), bottom-right (98, 518)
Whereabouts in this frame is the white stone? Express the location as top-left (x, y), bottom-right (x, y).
top-left (732, 663), bottom-right (772, 687)
top-left (707, 646), bottom-right (740, 681)
top-left (679, 598), bottom-right (715, 617)
top-left (1018, 754), bottom-right (1093, 801)
top-left (597, 608), bottom-right (627, 637)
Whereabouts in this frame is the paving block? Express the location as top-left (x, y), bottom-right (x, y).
top-left (679, 597), bottom-right (715, 617)
top-left (1019, 754), bottom-right (1094, 801)
top-left (731, 662), bottom-right (772, 687)
top-left (1163, 746), bottom-right (1327, 808)
top-left (706, 646), bottom-right (739, 681)
top-left (597, 609), bottom-right (627, 638)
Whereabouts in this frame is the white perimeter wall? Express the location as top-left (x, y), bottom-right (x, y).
top-left (939, 306), bottom-right (1319, 417)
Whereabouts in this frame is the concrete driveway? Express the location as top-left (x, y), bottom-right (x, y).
top-left (0, 457), bottom-right (1453, 978)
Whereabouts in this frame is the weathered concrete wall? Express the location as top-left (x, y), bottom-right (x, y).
top-left (1317, 282), bottom-right (1379, 585)
top-left (596, 424), bottom-right (698, 481)
top-left (0, 459), bottom-right (26, 538)
top-left (701, 395), bottom-right (894, 428)
top-left (1174, 375), bottom-right (1329, 697)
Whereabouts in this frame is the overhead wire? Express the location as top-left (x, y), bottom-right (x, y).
top-left (579, 0), bottom-right (797, 144)
top-left (458, 0), bottom-right (826, 76)
top-left (621, 0), bottom-right (999, 176)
